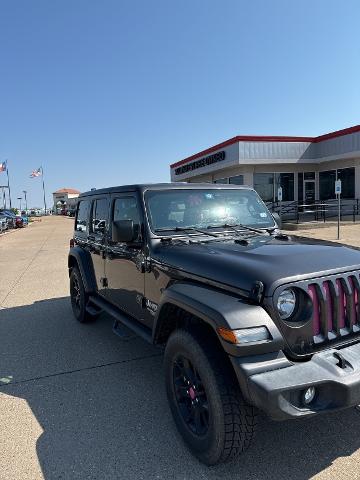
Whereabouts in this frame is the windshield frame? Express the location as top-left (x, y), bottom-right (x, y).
top-left (143, 187), bottom-right (276, 237)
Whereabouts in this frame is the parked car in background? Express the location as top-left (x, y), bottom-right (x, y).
top-left (0, 210), bottom-right (24, 228)
top-left (21, 211), bottom-right (29, 225)
top-left (0, 215), bottom-right (8, 233)
top-left (15, 216), bottom-right (24, 228)
top-left (29, 209), bottom-right (43, 217)
top-left (0, 210), bottom-right (16, 228)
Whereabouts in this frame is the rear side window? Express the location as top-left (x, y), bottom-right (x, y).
top-left (91, 198), bottom-right (109, 235)
top-left (75, 200), bottom-right (90, 233)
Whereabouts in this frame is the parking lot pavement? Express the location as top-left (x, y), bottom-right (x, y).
top-left (1, 217), bottom-right (360, 480)
top-left (285, 222), bottom-right (360, 249)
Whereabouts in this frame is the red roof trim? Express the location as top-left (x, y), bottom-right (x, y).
top-left (53, 188), bottom-right (81, 194)
top-left (312, 124), bottom-right (360, 143)
top-left (170, 125), bottom-right (360, 169)
top-left (171, 136), bottom-right (241, 169)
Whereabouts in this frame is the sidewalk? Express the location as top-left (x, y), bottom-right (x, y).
top-left (285, 223), bottom-right (360, 248)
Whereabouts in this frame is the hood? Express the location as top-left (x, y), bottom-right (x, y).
top-left (152, 234), bottom-right (360, 296)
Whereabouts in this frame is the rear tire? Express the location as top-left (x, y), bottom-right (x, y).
top-left (164, 328), bottom-right (257, 465)
top-left (70, 267), bottom-right (97, 323)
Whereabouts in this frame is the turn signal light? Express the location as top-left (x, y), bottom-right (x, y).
top-left (217, 327), bottom-right (237, 344)
top-left (217, 326), bottom-right (270, 344)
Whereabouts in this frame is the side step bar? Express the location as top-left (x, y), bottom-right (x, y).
top-left (88, 295), bottom-right (153, 344)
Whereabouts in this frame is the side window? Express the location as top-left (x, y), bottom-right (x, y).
top-left (113, 197), bottom-right (141, 240)
top-left (91, 198), bottom-right (109, 235)
top-left (75, 200), bottom-right (90, 233)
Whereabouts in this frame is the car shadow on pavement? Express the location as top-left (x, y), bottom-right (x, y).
top-left (1, 297), bottom-right (360, 480)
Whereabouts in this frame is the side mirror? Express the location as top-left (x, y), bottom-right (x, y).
top-left (272, 212), bottom-right (282, 229)
top-left (112, 219), bottom-right (135, 243)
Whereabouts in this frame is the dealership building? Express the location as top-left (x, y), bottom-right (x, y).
top-left (53, 188), bottom-right (81, 214)
top-left (170, 125), bottom-right (360, 204)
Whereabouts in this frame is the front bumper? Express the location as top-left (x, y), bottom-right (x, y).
top-left (231, 341), bottom-right (360, 420)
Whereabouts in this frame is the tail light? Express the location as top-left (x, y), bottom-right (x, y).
top-left (70, 238), bottom-right (75, 248)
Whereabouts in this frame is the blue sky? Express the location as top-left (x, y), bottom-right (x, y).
top-left (0, 0), bottom-right (359, 208)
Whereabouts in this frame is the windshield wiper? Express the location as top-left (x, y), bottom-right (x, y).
top-left (206, 223), bottom-right (269, 236)
top-left (154, 226), bottom-right (219, 237)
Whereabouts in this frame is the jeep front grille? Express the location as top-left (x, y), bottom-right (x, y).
top-left (308, 274), bottom-right (360, 344)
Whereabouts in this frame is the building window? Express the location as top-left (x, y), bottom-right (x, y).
top-left (319, 170), bottom-right (336, 200)
top-left (229, 175), bottom-right (244, 185)
top-left (275, 173), bottom-right (294, 201)
top-left (254, 173), bottom-right (294, 202)
top-left (253, 173), bottom-right (274, 202)
top-left (214, 178), bottom-right (228, 184)
top-left (304, 172), bottom-right (315, 180)
top-left (319, 168), bottom-right (355, 200)
top-left (298, 173), bottom-right (304, 202)
top-left (338, 167), bottom-right (355, 199)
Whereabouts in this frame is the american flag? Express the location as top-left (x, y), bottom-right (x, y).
top-left (0, 161), bottom-right (6, 173)
top-left (30, 167), bottom-right (42, 178)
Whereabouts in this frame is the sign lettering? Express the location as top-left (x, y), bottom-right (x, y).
top-left (175, 151), bottom-right (226, 176)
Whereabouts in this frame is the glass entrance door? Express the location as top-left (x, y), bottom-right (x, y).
top-left (304, 181), bottom-right (315, 203)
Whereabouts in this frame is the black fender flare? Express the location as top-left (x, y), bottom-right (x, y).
top-left (68, 246), bottom-right (97, 293)
top-left (153, 283), bottom-right (284, 356)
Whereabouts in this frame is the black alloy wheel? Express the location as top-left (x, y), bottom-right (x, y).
top-left (173, 355), bottom-right (209, 437)
top-left (70, 267), bottom-right (96, 323)
top-left (164, 328), bottom-right (258, 465)
top-left (71, 274), bottom-right (82, 316)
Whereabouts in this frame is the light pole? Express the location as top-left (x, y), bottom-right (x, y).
top-left (23, 190), bottom-right (28, 213)
top-left (17, 197), bottom-right (22, 212)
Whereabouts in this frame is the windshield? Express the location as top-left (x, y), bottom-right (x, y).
top-left (145, 188), bottom-right (275, 233)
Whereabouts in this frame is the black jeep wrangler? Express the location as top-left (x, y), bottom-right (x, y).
top-left (68, 183), bottom-right (360, 465)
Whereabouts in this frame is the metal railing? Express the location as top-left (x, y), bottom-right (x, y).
top-left (265, 199), bottom-right (360, 224)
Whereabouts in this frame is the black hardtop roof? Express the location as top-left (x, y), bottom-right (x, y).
top-left (79, 182), bottom-right (252, 198)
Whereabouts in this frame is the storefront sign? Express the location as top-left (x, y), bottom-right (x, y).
top-left (175, 151), bottom-right (226, 176)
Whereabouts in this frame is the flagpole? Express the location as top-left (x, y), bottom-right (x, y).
top-left (41, 166), bottom-right (47, 214)
top-left (6, 160), bottom-right (12, 209)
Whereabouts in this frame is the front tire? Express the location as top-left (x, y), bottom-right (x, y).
top-left (70, 267), bottom-right (96, 323)
top-left (164, 328), bottom-right (257, 465)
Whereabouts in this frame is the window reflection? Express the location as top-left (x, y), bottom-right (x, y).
top-left (319, 168), bottom-right (355, 200)
top-left (113, 197), bottom-right (141, 240)
top-left (75, 200), bottom-right (90, 233)
top-left (229, 175), bottom-right (244, 185)
top-left (253, 173), bottom-right (294, 202)
top-left (92, 198), bottom-right (108, 235)
top-left (146, 189), bottom-right (274, 231)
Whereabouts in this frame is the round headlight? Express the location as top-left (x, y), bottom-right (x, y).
top-left (277, 288), bottom-right (296, 319)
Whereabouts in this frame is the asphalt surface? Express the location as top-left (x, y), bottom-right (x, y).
top-left (1, 216), bottom-right (360, 480)
top-left (288, 223), bottom-right (360, 248)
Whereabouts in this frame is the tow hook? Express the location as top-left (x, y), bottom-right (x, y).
top-left (334, 351), bottom-right (350, 370)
